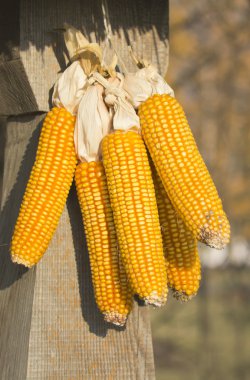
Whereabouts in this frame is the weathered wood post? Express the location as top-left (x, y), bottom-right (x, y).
top-left (0, 1), bottom-right (169, 378)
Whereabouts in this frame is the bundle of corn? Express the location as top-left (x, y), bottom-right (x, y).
top-left (139, 94), bottom-right (230, 249)
top-left (90, 72), bottom-right (168, 306)
top-left (10, 26), bottom-right (95, 268)
top-left (122, 53), bottom-right (230, 301)
top-left (10, 25), bottom-right (230, 326)
top-left (151, 162), bottom-right (201, 301)
top-left (11, 26), bottom-right (134, 326)
top-left (75, 161), bottom-right (133, 325)
top-left (73, 71), bottom-right (133, 326)
top-left (124, 57), bottom-right (230, 251)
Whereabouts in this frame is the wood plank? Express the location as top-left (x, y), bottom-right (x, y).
top-left (0, 114), bottom-right (45, 380)
top-left (0, 60), bottom-right (38, 116)
top-left (0, 0), bottom-right (20, 62)
top-left (0, 0), bottom-right (38, 116)
top-left (0, 117), bottom-right (6, 203)
top-left (0, 1), bottom-right (169, 377)
top-left (26, 184), bottom-right (155, 379)
top-left (20, 0), bottom-right (169, 111)
top-left (0, 1), bottom-right (169, 114)
top-left (0, 112), bottom-right (155, 378)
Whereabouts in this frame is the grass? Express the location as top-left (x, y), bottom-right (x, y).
top-left (151, 267), bottom-right (250, 380)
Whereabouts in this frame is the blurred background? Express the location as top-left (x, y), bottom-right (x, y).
top-left (151, 1), bottom-right (250, 379)
top-left (0, 1), bottom-right (249, 379)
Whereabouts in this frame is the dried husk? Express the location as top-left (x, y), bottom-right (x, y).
top-left (91, 72), bottom-right (140, 131)
top-left (122, 73), bottom-right (153, 109)
top-left (64, 23), bottom-right (102, 76)
top-left (74, 83), bottom-right (112, 162)
top-left (52, 61), bottom-right (87, 115)
top-left (136, 65), bottom-right (175, 97)
top-left (53, 26), bottom-right (128, 161)
top-left (123, 66), bottom-right (174, 109)
top-left (52, 26), bottom-right (103, 114)
top-left (75, 71), bottom-right (139, 163)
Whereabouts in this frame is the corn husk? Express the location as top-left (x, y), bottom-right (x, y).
top-left (74, 83), bottom-right (112, 162)
top-left (136, 65), bottom-right (174, 96)
top-left (122, 73), bottom-right (153, 109)
top-left (53, 25), bottom-right (105, 115)
top-left (123, 65), bottom-right (174, 109)
top-left (91, 72), bottom-right (140, 131)
top-left (64, 23), bottom-right (102, 76)
top-left (52, 61), bottom-right (87, 115)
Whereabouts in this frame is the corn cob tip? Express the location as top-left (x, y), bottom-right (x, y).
top-left (144, 290), bottom-right (168, 308)
top-left (172, 289), bottom-right (196, 302)
top-left (11, 254), bottom-right (34, 268)
top-left (200, 226), bottom-right (230, 250)
top-left (104, 312), bottom-right (128, 327)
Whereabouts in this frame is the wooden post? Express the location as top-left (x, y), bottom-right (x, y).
top-left (0, 1), bottom-right (169, 379)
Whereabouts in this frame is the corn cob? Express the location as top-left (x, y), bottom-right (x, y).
top-left (139, 94), bottom-right (230, 249)
top-left (102, 130), bottom-right (167, 306)
top-left (11, 107), bottom-right (77, 267)
top-left (75, 161), bottom-right (133, 326)
top-left (152, 163), bottom-right (201, 301)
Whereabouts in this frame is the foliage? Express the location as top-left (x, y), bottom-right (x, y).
top-left (152, 267), bottom-right (250, 380)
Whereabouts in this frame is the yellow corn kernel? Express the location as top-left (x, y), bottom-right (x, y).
top-left (11, 107), bottom-right (77, 267)
top-left (139, 94), bottom-right (230, 249)
top-left (102, 130), bottom-right (167, 306)
top-left (152, 163), bottom-right (201, 301)
top-left (75, 161), bottom-right (133, 326)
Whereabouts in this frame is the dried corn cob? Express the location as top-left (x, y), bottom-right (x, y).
top-left (152, 163), bottom-right (201, 301)
top-left (75, 161), bottom-right (133, 326)
top-left (102, 130), bottom-right (167, 306)
top-left (11, 107), bottom-right (77, 267)
top-left (139, 94), bottom-right (230, 249)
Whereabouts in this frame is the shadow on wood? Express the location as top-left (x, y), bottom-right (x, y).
top-left (0, 117), bottom-right (7, 203)
top-left (0, 115), bottom-right (43, 289)
top-left (0, 114), bottom-right (45, 380)
top-left (67, 185), bottom-right (108, 337)
top-left (19, 0), bottom-right (168, 53)
top-left (0, 112), bottom-right (129, 338)
top-left (67, 184), bottom-right (127, 337)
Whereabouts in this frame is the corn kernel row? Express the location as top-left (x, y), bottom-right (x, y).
top-left (152, 163), bottom-right (201, 300)
top-left (139, 94), bottom-right (230, 249)
top-left (11, 107), bottom-right (77, 267)
top-left (75, 161), bottom-right (133, 325)
top-left (102, 130), bottom-right (168, 306)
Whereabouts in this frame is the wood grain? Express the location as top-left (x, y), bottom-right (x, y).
top-left (0, 1), bottom-right (169, 378)
top-left (0, 115), bottom-right (155, 379)
top-left (0, 0), bottom-right (20, 62)
top-left (0, 117), bottom-right (6, 203)
top-left (20, 0), bottom-right (169, 111)
top-left (0, 0), bottom-right (38, 116)
top-left (26, 184), bottom-right (155, 379)
top-left (0, 60), bottom-right (38, 116)
top-left (0, 115), bottom-right (44, 380)
top-left (0, 1), bottom-right (169, 114)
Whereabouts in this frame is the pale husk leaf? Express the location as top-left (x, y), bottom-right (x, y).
top-left (123, 73), bottom-right (153, 109)
top-left (64, 23), bottom-right (102, 76)
top-left (64, 23), bottom-right (90, 60)
top-left (111, 95), bottom-right (140, 131)
top-left (136, 65), bottom-right (175, 97)
top-left (74, 83), bottom-right (112, 162)
top-left (123, 65), bottom-right (174, 109)
top-left (91, 72), bottom-right (140, 131)
top-left (52, 61), bottom-right (87, 115)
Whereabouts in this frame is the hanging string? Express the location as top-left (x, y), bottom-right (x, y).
top-left (101, 0), bottom-right (128, 74)
top-left (101, 0), bottom-right (113, 46)
top-left (89, 71), bottom-right (140, 131)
